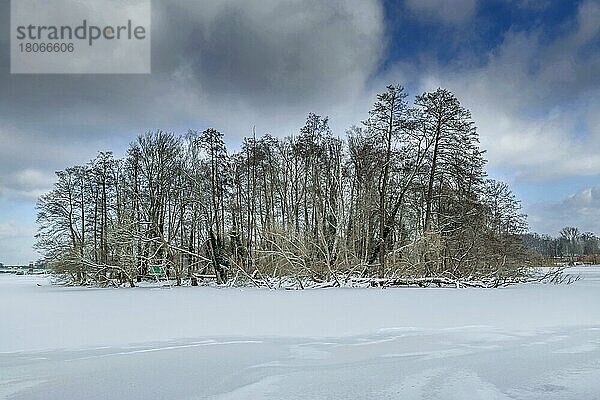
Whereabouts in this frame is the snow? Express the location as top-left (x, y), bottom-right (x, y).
top-left (1, 267), bottom-right (600, 399)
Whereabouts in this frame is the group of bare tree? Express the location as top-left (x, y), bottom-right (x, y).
top-left (36, 85), bottom-right (530, 288)
top-left (522, 227), bottom-right (600, 260)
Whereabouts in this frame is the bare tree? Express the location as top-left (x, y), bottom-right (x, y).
top-left (37, 86), bottom-right (532, 288)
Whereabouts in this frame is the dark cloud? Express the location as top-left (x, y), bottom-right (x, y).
top-left (0, 0), bottom-right (384, 200)
top-left (0, 0), bottom-right (383, 127)
top-left (0, 0), bottom-right (383, 263)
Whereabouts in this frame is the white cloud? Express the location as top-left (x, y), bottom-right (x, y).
top-left (572, 0), bottom-right (600, 44)
top-left (0, 125), bottom-right (90, 201)
top-left (0, 220), bottom-right (37, 266)
top-left (13, 169), bottom-right (54, 192)
top-left (1, 0), bottom-right (386, 155)
top-left (405, 0), bottom-right (477, 24)
top-left (0, 221), bottom-right (34, 241)
top-left (509, 0), bottom-right (551, 10)
top-left (402, 1), bottom-right (600, 182)
top-left (527, 186), bottom-right (600, 235)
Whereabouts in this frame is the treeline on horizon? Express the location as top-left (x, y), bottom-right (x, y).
top-left (523, 227), bottom-right (600, 261)
top-left (36, 85), bottom-right (532, 288)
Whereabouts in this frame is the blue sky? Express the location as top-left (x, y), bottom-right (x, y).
top-left (383, 1), bottom-right (583, 71)
top-left (0, 0), bottom-right (599, 264)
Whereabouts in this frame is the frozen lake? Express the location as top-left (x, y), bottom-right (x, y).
top-left (2, 268), bottom-right (600, 399)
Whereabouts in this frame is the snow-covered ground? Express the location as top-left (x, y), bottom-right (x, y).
top-left (1, 267), bottom-right (599, 399)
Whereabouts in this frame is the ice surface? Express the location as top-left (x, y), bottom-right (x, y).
top-left (1, 267), bottom-right (599, 399)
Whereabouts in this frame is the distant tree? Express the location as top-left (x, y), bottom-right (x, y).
top-left (580, 232), bottom-right (598, 256)
top-left (560, 227), bottom-right (580, 259)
